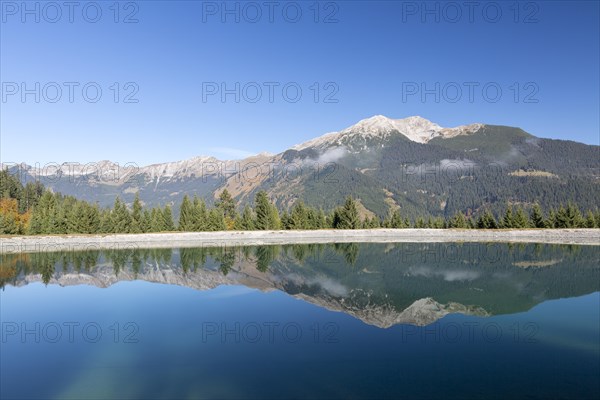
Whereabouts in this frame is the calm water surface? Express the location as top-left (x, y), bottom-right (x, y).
top-left (1, 243), bottom-right (599, 399)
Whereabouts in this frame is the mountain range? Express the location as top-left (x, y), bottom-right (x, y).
top-left (4, 115), bottom-right (599, 219)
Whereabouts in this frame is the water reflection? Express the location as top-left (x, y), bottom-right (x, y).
top-left (1, 243), bottom-right (599, 327)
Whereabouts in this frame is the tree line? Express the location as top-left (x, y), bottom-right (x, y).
top-left (1, 169), bottom-right (599, 235)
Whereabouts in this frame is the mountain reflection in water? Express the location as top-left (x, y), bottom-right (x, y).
top-left (2, 242), bottom-right (599, 327)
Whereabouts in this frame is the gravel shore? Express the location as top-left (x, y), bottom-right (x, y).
top-left (1, 229), bottom-right (598, 253)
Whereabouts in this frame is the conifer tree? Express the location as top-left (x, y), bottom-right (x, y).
top-left (178, 195), bottom-right (194, 231)
top-left (99, 209), bottom-right (113, 233)
top-left (280, 210), bottom-right (291, 230)
top-left (584, 211), bottom-right (596, 228)
top-left (150, 208), bottom-right (164, 232)
top-left (239, 205), bottom-right (255, 230)
top-left (34, 191), bottom-right (58, 234)
top-left (207, 208), bottom-right (226, 231)
top-left (389, 210), bottom-right (403, 228)
top-left (566, 202), bottom-right (584, 228)
top-left (254, 191), bottom-right (273, 230)
top-left (414, 217), bottom-right (425, 228)
top-left (162, 205), bottom-right (175, 231)
top-left (130, 193), bottom-right (143, 233)
top-left (141, 209), bottom-right (152, 233)
top-left (316, 209), bottom-right (327, 229)
top-left (513, 207), bottom-right (530, 228)
top-left (192, 196), bottom-right (207, 231)
top-left (216, 189), bottom-right (236, 221)
top-left (449, 211), bottom-right (467, 228)
top-left (530, 204), bottom-right (546, 228)
top-left (501, 206), bottom-right (514, 229)
top-left (547, 208), bottom-right (558, 228)
top-left (555, 205), bottom-right (569, 228)
top-left (269, 204), bottom-right (281, 230)
top-left (111, 197), bottom-right (132, 233)
top-left (477, 210), bottom-right (498, 229)
top-left (332, 197), bottom-right (360, 229)
top-left (290, 200), bottom-right (308, 229)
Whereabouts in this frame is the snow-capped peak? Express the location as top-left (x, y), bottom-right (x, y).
top-left (340, 115), bottom-right (443, 143)
top-left (292, 115), bottom-right (483, 150)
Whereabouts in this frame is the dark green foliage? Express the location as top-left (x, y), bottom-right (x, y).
top-left (192, 196), bottom-right (208, 231)
top-left (130, 193), bottom-right (143, 233)
top-left (584, 211), bottom-right (596, 228)
top-left (238, 205), bottom-right (255, 230)
top-left (501, 207), bottom-right (515, 229)
top-left (530, 204), bottom-right (546, 228)
top-left (0, 170), bottom-right (598, 235)
top-left (162, 205), bottom-right (175, 231)
top-left (207, 208), bottom-right (226, 231)
top-left (332, 197), bottom-right (360, 229)
top-left (216, 189), bottom-right (236, 221)
top-left (150, 208), bottom-right (164, 232)
top-left (477, 210), bottom-right (498, 229)
top-left (448, 212), bottom-right (468, 228)
top-left (290, 200), bottom-right (309, 230)
top-left (513, 207), bottom-right (530, 228)
top-left (254, 191), bottom-right (279, 230)
top-left (178, 195), bottom-right (194, 231)
top-left (387, 210), bottom-right (406, 228)
top-left (111, 197), bottom-right (132, 233)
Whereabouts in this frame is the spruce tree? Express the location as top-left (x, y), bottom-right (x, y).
top-left (316, 209), bottom-right (326, 229)
top-left (305, 208), bottom-right (318, 229)
top-left (111, 197), bottom-right (132, 233)
top-left (513, 207), bottom-right (530, 228)
top-left (530, 204), bottom-right (546, 228)
top-left (150, 208), bottom-right (164, 232)
top-left (141, 209), bottom-right (152, 233)
top-left (433, 217), bottom-right (445, 229)
top-left (269, 204), bottom-right (281, 230)
top-left (207, 208), bottom-right (226, 231)
top-left (192, 196), bottom-right (207, 231)
top-left (99, 209), bottom-right (113, 233)
top-left (389, 210), bottom-right (403, 228)
top-left (178, 195), bottom-right (194, 231)
top-left (584, 211), bottom-right (596, 228)
top-left (290, 200), bottom-right (308, 229)
top-left (254, 191), bottom-right (273, 230)
top-left (555, 205), bottom-right (568, 228)
top-left (547, 208), bottom-right (558, 228)
top-left (240, 204), bottom-right (254, 231)
top-left (501, 206), bottom-right (514, 229)
top-left (449, 212), bottom-right (467, 228)
top-left (216, 189), bottom-right (236, 221)
top-left (477, 210), bottom-right (498, 229)
top-left (35, 191), bottom-right (58, 234)
top-left (333, 197), bottom-right (360, 229)
top-left (566, 202), bottom-right (584, 228)
top-left (280, 210), bottom-right (291, 230)
top-left (162, 205), bottom-right (175, 231)
top-left (414, 217), bottom-right (425, 228)
top-left (130, 193), bottom-right (143, 233)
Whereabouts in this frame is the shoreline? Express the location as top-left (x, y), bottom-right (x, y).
top-left (1, 229), bottom-right (598, 253)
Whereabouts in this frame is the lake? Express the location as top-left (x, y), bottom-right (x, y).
top-left (1, 242), bottom-right (599, 399)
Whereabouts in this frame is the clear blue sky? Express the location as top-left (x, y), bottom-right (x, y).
top-left (1, 0), bottom-right (598, 165)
